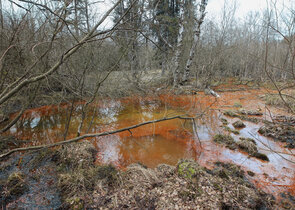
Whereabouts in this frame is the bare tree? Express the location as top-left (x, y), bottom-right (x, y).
top-left (181, 0), bottom-right (208, 85)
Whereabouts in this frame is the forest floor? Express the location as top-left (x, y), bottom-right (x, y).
top-left (0, 142), bottom-right (283, 209)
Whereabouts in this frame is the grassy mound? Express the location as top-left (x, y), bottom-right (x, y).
top-left (258, 124), bottom-right (295, 148)
top-left (54, 141), bottom-right (120, 209)
top-left (232, 120), bottom-right (246, 128)
top-left (213, 134), bottom-right (269, 161)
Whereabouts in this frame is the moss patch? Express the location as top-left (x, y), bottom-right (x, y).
top-left (231, 129), bottom-right (240, 135)
top-left (177, 159), bottom-right (204, 180)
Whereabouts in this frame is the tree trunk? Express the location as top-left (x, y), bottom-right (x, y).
top-left (181, 0), bottom-right (208, 85)
top-left (172, 4), bottom-right (184, 87)
top-left (0, 0), bottom-right (3, 29)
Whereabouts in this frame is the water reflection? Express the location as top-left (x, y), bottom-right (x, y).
top-left (1, 92), bottom-right (295, 198)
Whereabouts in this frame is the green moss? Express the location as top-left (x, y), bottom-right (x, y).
top-left (213, 168), bottom-right (230, 180)
top-left (223, 125), bottom-right (231, 132)
top-left (177, 159), bottom-right (203, 180)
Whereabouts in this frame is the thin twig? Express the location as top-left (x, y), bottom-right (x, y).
top-left (0, 114), bottom-right (201, 159)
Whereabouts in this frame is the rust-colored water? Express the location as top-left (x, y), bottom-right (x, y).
top-left (1, 87), bottom-right (295, 199)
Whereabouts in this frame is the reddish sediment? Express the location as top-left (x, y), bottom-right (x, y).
top-left (1, 87), bottom-right (294, 199)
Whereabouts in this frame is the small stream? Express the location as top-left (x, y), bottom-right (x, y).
top-left (2, 89), bottom-right (295, 200)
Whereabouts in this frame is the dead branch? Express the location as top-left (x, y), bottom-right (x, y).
top-left (0, 0), bottom-right (124, 106)
top-left (0, 114), bottom-right (201, 159)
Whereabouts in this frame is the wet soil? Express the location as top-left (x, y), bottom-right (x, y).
top-left (0, 86), bottom-right (295, 208)
top-left (0, 151), bottom-right (61, 209)
top-left (0, 143), bottom-right (279, 209)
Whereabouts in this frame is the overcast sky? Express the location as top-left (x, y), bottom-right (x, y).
top-left (5, 0), bottom-right (293, 28)
top-left (207, 0), bottom-right (267, 19)
top-left (98, 0), bottom-right (272, 28)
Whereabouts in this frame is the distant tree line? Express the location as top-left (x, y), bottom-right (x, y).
top-left (0, 0), bottom-right (294, 134)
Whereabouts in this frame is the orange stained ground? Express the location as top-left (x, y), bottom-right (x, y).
top-left (1, 86), bottom-right (294, 199)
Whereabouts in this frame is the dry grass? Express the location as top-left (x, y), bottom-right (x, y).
top-left (88, 160), bottom-right (277, 209)
top-left (55, 141), bottom-right (121, 208)
top-left (264, 93), bottom-right (295, 112)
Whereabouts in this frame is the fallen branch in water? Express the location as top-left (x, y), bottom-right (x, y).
top-left (0, 114), bottom-right (201, 159)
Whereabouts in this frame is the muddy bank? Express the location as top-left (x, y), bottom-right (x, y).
top-left (1, 142), bottom-right (294, 209)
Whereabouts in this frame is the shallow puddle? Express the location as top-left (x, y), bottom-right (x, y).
top-left (1, 89), bottom-right (295, 199)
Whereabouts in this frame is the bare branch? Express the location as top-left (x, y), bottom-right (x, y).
top-left (0, 114), bottom-right (201, 159)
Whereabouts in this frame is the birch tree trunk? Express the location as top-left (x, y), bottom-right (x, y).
top-left (172, 4), bottom-right (184, 87)
top-left (181, 0), bottom-right (208, 85)
top-left (0, 0), bottom-right (3, 29)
